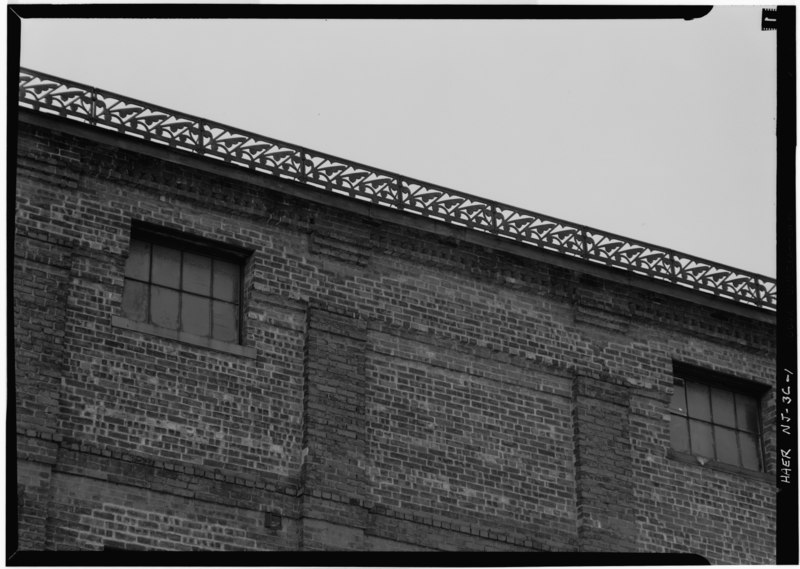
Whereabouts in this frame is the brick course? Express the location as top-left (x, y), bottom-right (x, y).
top-left (13, 114), bottom-right (776, 561)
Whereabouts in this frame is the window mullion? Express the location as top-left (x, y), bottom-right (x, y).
top-left (147, 244), bottom-right (154, 327)
top-left (732, 391), bottom-right (743, 468)
top-left (237, 263), bottom-right (243, 343)
top-left (756, 401), bottom-right (765, 471)
top-left (708, 387), bottom-right (718, 463)
top-left (178, 249), bottom-right (184, 334)
top-left (209, 258), bottom-right (215, 341)
top-left (684, 382), bottom-right (693, 454)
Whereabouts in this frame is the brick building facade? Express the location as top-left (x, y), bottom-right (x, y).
top-left (13, 69), bottom-right (777, 561)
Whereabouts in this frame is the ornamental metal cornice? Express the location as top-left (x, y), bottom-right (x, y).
top-left (18, 67), bottom-right (776, 312)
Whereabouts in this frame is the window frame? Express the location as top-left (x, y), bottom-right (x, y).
top-left (669, 362), bottom-right (769, 476)
top-left (114, 222), bottom-right (255, 358)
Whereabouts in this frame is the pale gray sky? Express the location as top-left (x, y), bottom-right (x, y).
top-left (19, 8), bottom-right (777, 277)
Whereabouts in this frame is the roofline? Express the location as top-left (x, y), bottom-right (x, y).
top-left (15, 109), bottom-right (774, 326)
top-left (16, 67), bottom-right (776, 316)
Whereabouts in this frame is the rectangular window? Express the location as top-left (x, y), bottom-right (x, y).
top-left (670, 363), bottom-right (766, 472)
top-left (121, 225), bottom-right (246, 344)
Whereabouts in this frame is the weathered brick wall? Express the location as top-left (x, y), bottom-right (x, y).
top-left (573, 373), bottom-right (636, 551)
top-left (365, 322), bottom-right (576, 551)
top-left (46, 467), bottom-right (297, 551)
top-left (15, 120), bottom-right (310, 551)
top-left (14, 117), bottom-right (776, 560)
top-left (623, 323), bottom-right (775, 563)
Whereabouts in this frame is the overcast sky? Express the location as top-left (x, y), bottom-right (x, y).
top-left (18, 7), bottom-right (777, 277)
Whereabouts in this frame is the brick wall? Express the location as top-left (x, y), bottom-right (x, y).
top-left (14, 116), bottom-right (776, 560)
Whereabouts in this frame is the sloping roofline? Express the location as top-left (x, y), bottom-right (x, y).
top-left (17, 67), bottom-right (776, 313)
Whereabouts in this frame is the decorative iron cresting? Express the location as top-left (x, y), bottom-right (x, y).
top-left (18, 67), bottom-right (776, 311)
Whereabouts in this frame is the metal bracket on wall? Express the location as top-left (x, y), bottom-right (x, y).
top-left (264, 511), bottom-right (282, 530)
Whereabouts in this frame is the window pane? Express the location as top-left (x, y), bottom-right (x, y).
top-left (213, 300), bottom-right (238, 343)
top-left (714, 426), bottom-right (739, 466)
top-left (121, 279), bottom-right (149, 322)
top-left (670, 382), bottom-right (687, 415)
top-left (182, 293), bottom-right (210, 337)
top-left (736, 394), bottom-right (760, 433)
top-left (739, 432), bottom-right (761, 471)
top-left (213, 260), bottom-right (240, 302)
top-left (183, 253), bottom-right (211, 296)
top-left (710, 387), bottom-right (736, 428)
top-left (125, 239), bottom-right (151, 281)
top-left (689, 420), bottom-right (714, 459)
top-left (151, 245), bottom-right (181, 288)
top-left (670, 415), bottom-right (690, 453)
top-left (686, 382), bottom-right (711, 421)
top-left (150, 286), bottom-right (179, 330)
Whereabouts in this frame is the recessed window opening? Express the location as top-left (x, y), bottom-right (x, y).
top-left (670, 363), bottom-right (765, 472)
top-left (121, 224), bottom-right (246, 344)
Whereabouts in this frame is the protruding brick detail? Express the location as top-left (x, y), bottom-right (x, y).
top-left (16, 460), bottom-right (53, 550)
top-left (300, 305), bottom-right (369, 544)
top-left (308, 212), bottom-right (375, 267)
top-left (14, 235), bottom-right (70, 436)
top-left (573, 374), bottom-right (636, 551)
top-left (45, 472), bottom-right (298, 551)
top-left (573, 275), bottom-right (632, 334)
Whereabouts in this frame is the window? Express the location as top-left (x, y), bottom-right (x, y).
top-left (121, 226), bottom-right (245, 344)
top-left (669, 363), bottom-right (765, 472)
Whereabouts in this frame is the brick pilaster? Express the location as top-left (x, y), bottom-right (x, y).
top-left (572, 373), bottom-right (637, 551)
top-left (300, 305), bottom-right (368, 548)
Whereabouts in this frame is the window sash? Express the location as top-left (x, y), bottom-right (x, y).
top-left (123, 238), bottom-right (241, 343)
top-left (669, 378), bottom-right (763, 471)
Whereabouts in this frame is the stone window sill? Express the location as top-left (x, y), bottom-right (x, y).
top-left (667, 449), bottom-right (773, 483)
top-left (112, 315), bottom-right (257, 359)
